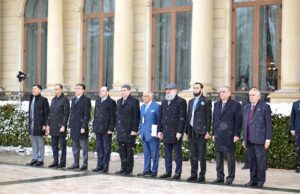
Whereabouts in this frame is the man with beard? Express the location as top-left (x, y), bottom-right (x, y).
top-left (186, 82), bottom-right (211, 182)
top-left (92, 86), bottom-right (116, 173)
top-left (212, 86), bottom-right (242, 185)
top-left (47, 83), bottom-right (70, 168)
top-left (158, 83), bottom-right (187, 180)
top-left (115, 84), bottom-right (140, 175)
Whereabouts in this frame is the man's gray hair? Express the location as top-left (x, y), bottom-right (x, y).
top-left (249, 87), bottom-right (261, 98)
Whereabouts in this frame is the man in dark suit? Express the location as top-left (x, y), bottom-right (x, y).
top-left (185, 82), bottom-right (211, 182)
top-left (92, 86), bottom-right (116, 173)
top-left (158, 83), bottom-right (187, 180)
top-left (115, 84), bottom-right (140, 175)
top-left (26, 84), bottom-right (49, 167)
top-left (68, 83), bottom-right (91, 170)
top-left (290, 99), bottom-right (300, 173)
top-left (47, 83), bottom-right (70, 168)
top-left (137, 91), bottom-right (160, 177)
top-left (212, 86), bottom-right (242, 185)
top-left (243, 88), bottom-right (272, 188)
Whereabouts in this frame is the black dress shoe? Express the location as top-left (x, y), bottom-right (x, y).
top-left (225, 181), bottom-right (233, 185)
top-left (257, 183), bottom-right (264, 188)
top-left (137, 171), bottom-right (151, 176)
top-left (48, 163), bottom-right (58, 168)
top-left (171, 174), bottom-right (181, 180)
top-left (197, 177), bottom-right (206, 183)
top-left (103, 168), bottom-right (108, 173)
top-left (212, 179), bottom-right (224, 184)
top-left (80, 165), bottom-right (88, 170)
top-left (159, 172), bottom-right (171, 179)
top-left (187, 176), bottom-right (197, 182)
top-left (67, 164), bottom-right (79, 169)
top-left (57, 164), bottom-right (66, 168)
top-left (92, 167), bottom-right (103, 172)
top-left (34, 161), bottom-right (44, 166)
top-left (26, 159), bottom-right (37, 166)
top-left (245, 181), bottom-right (257, 187)
top-left (122, 171), bottom-right (132, 176)
top-left (151, 172), bottom-right (157, 177)
top-left (115, 169), bottom-right (126, 174)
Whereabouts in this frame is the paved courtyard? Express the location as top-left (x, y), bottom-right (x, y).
top-left (0, 146), bottom-right (299, 194)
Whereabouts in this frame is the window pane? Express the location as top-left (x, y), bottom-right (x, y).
top-left (259, 5), bottom-right (279, 91)
top-left (41, 22), bottom-right (47, 89)
top-left (153, 0), bottom-right (172, 8)
top-left (154, 13), bottom-right (171, 90)
top-left (175, 0), bottom-right (192, 7)
top-left (103, 17), bottom-right (114, 88)
top-left (175, 11), bottom-right (192, 90)
top-left (25, 0), bottom-right (39, 18)
top-left (41, 0), bottom-right (48, 18)
top-left (235, 7), bottom-right (253, 91)
top-left (85, 19), bottom-right (99, 90)
top-left (103, 0), bottom-right (115, 13)
top-left (25, 23), bottom-right (38, 91)
top-left (84, 0), bottom-right (100, 14)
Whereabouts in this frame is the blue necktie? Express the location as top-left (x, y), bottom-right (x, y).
top-left (190, 98), bottom-right (199, 127)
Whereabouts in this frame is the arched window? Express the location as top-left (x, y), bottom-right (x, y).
top-left (232, 0), bottom-right (282, 92)
top-left (24, 0), bottom-right (48, 91)
top-left (152, 0), bottom-right (192, 91)
top-left (83, 0), bottom-right (115, 91)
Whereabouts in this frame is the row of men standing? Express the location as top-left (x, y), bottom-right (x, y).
top-left (27, 82), bottom-right (275, 188)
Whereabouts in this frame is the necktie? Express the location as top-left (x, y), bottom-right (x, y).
top-left (75, 97), bottom-right (79, 104)
top-left (122, 99), bottom-right (125, 105)
top-left (221, 103), bottom-right (226, 112)
top-left (190, 98), bottom-right (199, 127)
top-left (30, 97), bottom-right (35, 131)
top-left (144, 103), bottom-right (149, 112)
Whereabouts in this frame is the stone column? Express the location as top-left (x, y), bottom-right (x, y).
top-left (190, 0), bottom-right (213, 92)
top-left (46, 0), bottom-right (64, 89)
top-left (112, 0), bottom-right (134, 90)
top-left (269, 0), bottom-right (300, 102)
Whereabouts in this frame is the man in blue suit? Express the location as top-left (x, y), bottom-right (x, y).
top-left (290, 99), bottom-right (300, 173)
top-left (137, 91), bottom-right (160, 177)
top-left (242, 88), bottom-right (272, 188)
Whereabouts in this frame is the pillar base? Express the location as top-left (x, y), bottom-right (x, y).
top-left (268, 89), bottom-right (300, 103)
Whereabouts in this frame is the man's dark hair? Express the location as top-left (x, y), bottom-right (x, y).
top-left (121, 84), bottom-right (131, 90)
top-left (33, 84), bottom-right (42, 90)
top-left (55, 83), bottom-right (63, 90)
top-left (76, 83), bottom-right (86, 90)
top-left (103, 86), bottom-right (109, 92)
top-left (194, 82), bottom-right (203, 89)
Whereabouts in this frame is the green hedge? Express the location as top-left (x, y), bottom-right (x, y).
top-left (0, 104), bottom-right (297, 169)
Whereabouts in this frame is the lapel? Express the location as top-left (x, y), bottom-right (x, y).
top-left (251, 100), bottom-right (261, 121)
top-left (219, 98), bottom-right (232, 118)
top-left (168, 95), bottom-right (177, 107)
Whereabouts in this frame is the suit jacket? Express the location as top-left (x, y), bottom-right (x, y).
top-left (93, 95), bottom-right (117, 134)
top-left (48, 93), bottom-right (70, 137)
top-left (158, 95), bottom-right (187, 144)
top-left (116, 95), bottom-right (140, 143)
top-left (28, 94), bottom-right (49, 136)
top-left (69, 94), bottom-right (91, 139)
top-left (186, 94), bottom-right (212, 135)
top-left (242, 100), bottom-right (272, 144)
top-left (290, 100), bottom-right (300, 133)
top-left (213, 98), bottom-right (242, 152)
top-left (139, 101), bottom-right (160, 142)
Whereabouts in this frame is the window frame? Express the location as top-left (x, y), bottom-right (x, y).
top-left (82, 0), bottom-right (114, 91)
top-left (23, 0), bottom-right (48, 92)
top-left (151, 0), bottom-right (192, 92)
top-left (231, 0), bottom-right (282, 92)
